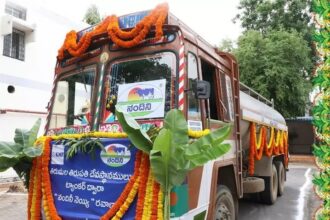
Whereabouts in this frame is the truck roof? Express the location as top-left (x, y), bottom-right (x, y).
top-left (71, 10), bottom-right (232, 70)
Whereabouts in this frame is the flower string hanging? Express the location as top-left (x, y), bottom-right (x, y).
top-left (248, 122), bottom-right (288, 175)
top-left (57, 3), bottom-right (169, 61)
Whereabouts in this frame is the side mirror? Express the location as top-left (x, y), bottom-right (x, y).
top-left (193, 80), bottom-right (211, 99)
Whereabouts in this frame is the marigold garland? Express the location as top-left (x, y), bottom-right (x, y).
top-left (249, 122), bottom-right (288, 175)
top-left (141, 168), bottom-right (154, 219)
top-left (100, 151), bottom-right (143, 220)
top-left (135, 154), bottom-right (150, 220)
top-left (112, 174), bottom-right (141, 220)
top-left (57, 3), bottom-right (169, 61)
top-left (157, 189), bottom-right (164, 220)
top-left (41, 137), bottom-right (62, 220)
top-left (150, 181), bottom-right (161, 220)
top-left (27, 159), bottom-right (36, 220)
top-left (188, 129), bottom-right (210, 138)
top-left (40, 131), bottom-right (128, 142)
top-left (28, 157), bottom-right (43, 220)
top-left (264, 127), bottom-right (274, 157)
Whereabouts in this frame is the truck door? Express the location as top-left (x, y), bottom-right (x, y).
top-left (200, 59), bottom-right (226, 129)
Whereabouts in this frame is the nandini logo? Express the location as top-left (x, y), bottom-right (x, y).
top-left (100, 144), bottom-right (131, 167)
top-left (125, 87), bottom-right (160, 116)
top-left (128, 87), bottom-right (155, 100)
top-left (117, 80), bottom-right (166, 119)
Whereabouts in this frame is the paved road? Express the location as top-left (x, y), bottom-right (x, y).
top-left (239, 163), bottom-right (322, 220)
top-left (0, 192), bottom-right (27, 220)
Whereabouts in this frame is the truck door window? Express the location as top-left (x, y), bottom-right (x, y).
top-left (225, 75), bottom-right (234, 121)
top-left (201, 60), bottom-right (219, 120)
top-left (187, 53), bottom-right (201, 121)
top-left (49, 66), bottom-right (96, 129)
top-left (220, 72), bottom-right (234, 121)
top-left (102, 52), bottom-right (175, 123)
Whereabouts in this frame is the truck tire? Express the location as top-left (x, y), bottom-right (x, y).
top-left (243, 177), bottom-right (265, 193)
top-left (215, 185), bottom-right (237, 220)
top-left (260, 164), bottom-right (278, 205)
top-left (275, 161), bottom-right (285, 196)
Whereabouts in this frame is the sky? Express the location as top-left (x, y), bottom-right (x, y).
top-left (40, 0), bottom-right (243, 46)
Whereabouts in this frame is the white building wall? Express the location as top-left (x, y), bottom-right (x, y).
top-left (0, 0), bottom-right (87, 141)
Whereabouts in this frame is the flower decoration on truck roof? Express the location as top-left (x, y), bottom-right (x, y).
top-left (57, 3), bottom-right (169, 60)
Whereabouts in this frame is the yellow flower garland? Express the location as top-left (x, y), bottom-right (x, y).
top-left (157, 190), bottom-right (164, 220)
top-left (112, 175), bottom-right (141, 220)
top-left (142, 169), bottom-right (154, 219)
top-left (188, 129), bottom-right (210, 138)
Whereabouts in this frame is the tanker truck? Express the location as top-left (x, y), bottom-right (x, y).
top-left (31, 4), bottom-right (288, 220)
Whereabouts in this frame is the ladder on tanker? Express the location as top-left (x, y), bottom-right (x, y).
top-left (239, 82), bottom-right (274, 108)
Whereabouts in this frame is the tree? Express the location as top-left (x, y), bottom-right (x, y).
top-left (234, 0), bottom-right (315, 73)
top-left (219, 38), bottom-right (235, 53)
top-left (234, 0), bottom-right (312, 35)
top-left (234, 30), bottom-right (312, 118)
top-left (83, 5), bottom-right (101, 25)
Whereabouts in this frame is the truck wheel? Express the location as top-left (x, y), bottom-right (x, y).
top-left (243, 177), bottom-right (265, 193)
top-left (275, 161), bottom-right (285, 196)
top-left (215, 185), bottom-right (237, 220)
top-left (260, 164), bottom-right (278, 205)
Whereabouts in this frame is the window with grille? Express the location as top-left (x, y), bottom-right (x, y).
top-left (3, 29), bottom-right (25, 61)
top-left (5, 3), bottom-right (26, 20)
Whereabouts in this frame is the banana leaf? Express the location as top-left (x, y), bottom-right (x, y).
top-left (116, 108), bottom-right (152, 154)
top-left (0, 141), bottom-right (22, 158)
top-left (23, 147), bottom-right (43, 158)
top-left (14, 119), bottom-right (41, 147)
top-left (185, 124), bottom-right (231, 157)
top-left (27, 118), bottom-right (41, 147)
top-left (186, 143), bottom-right (231, 169)
top-left (150, 128), bottom-right (187, 191)
top-left (0, 157), bottom-right (19, 172)
top-left (14, 129), bottom-right (29, 146)
top-left (163, 109), bottom-right (189, 146)
top-left (0, 119), bottom-right (42, 188)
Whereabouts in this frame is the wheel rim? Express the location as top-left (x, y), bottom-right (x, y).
top-left (216, 196), bottom-right (234, 220)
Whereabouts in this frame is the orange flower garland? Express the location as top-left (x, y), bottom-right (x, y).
top-left (135, 155), bottom-right (150, 220)
top-left (28, 157), bottom-right (43, 220)
top-left (100, 151), bottom-right (143, 220)
top-left (42, 137), bottom-right (62, 220)
top-left (141, 169), bottom-right (154, 219)
top-left (112, 174), bottom-right (141, 220)
top-left (150, 182), bottom-right (161, 220)
top-left (264, 127), bottom-right (274, 157)
top-left (28, 159), bottom-right (36, 220)
top-left (249, 122), bottom-right (288, 175)
top-left (57, 3), bottom-right (169, 61)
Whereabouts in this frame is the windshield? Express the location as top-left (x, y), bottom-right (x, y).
top-left (49, 66), bottom-right (96, 129)
top-left (102, 52), bottom-right (176, 123)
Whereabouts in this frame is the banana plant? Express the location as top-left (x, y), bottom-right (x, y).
top-left (116, 108), bottom-right (231, 219)
top-left (0, 119), bottom-right (42, 188)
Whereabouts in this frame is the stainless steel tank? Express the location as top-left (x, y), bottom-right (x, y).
top-left (239, 91), bottom-right (287, 150)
